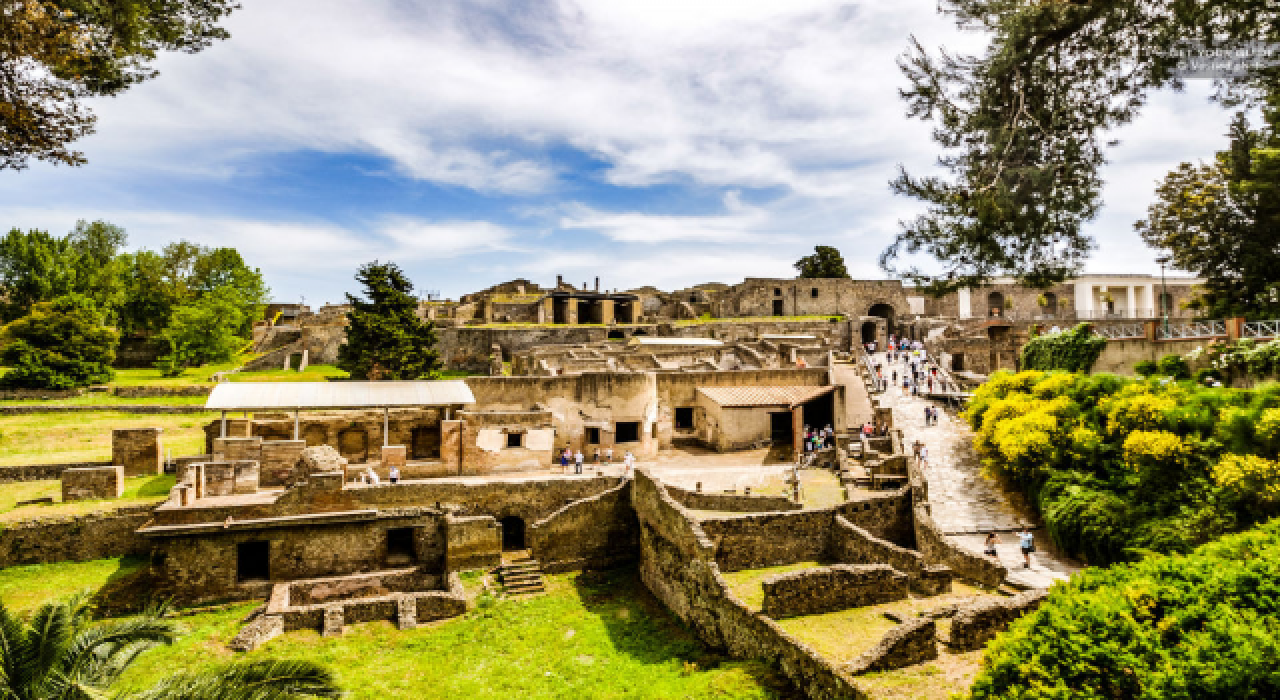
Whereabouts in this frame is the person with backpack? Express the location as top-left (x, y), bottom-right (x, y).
top-left (1017, 528), bottom-right (1035, 568)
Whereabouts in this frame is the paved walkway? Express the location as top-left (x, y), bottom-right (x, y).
top-left (860, 354), bottom-right (1079, 589)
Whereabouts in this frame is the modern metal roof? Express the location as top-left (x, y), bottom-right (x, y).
top-left (696, 385), bottom-right (836, 408)
top-left (205, 380), bottom-right (476, 410)
top-left (628, 337), bottom-right (724, 347)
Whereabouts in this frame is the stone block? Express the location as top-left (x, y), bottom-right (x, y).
top-left (202, 462), bottom-right (236, 497)
top-left (380, 445), bottom-right (407, 469)
top-left (911, 566), bottom-right (954, 596)
top-left (61, 465), bottom-right (124, 502)
top-left (308, 471), bottom-right (345, 492)
top-left (445, 514), bottom-right (500, 572)
top-left (232, 460), bottom-right (260, 494)
top-left (214, 436), bottom-right (263, 463)
top-left (111, 428), bottom-right (163, 477)
top-left (259, 440), bottom-right (306, 488)
top-left (761, 563), bottom-right (908, 618)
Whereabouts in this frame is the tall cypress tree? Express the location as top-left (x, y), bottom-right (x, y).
top-left (336, 261), bottom-right (439, 380)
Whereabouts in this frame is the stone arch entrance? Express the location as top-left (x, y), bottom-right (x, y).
top-left (867, 303), bottom-right (895, 337)
top-left (499, 515), bottom-right (525, 551)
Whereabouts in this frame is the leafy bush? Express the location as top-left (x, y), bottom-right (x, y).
top-left (970, 519), bottom-right (1280, 699)
top-left (0, 294), bottom-right (117, 389)
top-left (1157, 352), bottom-right (1191, 379)
top-left (1019, 323), bottom-right (1107, 372)
top-left (965, 370), bottom-right (1280, 564)
top-left (1133, 359), bottom-right (1158, 376)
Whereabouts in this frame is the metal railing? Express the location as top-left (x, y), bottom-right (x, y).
top-left (1243, 320), bottom-right (1280, 339)
top-left (1157, 320), bottom-right (1226, 340)
top-left (1093, 323), bottom-right (1146, 339)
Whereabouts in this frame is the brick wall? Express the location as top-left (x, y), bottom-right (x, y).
top-left (61, 465), bottom-right (123, 501)
top-left (761, 564), bottom-right (907, 618)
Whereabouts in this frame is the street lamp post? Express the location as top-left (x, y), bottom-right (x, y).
top-left (1156, 256), bottom-right (1170, 338)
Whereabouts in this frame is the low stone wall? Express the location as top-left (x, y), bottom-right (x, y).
top-left (112, 386), bottom-right (211, 398)
top-left (0, 505), bottom-right (154, 567)
top-left (700, 509), bottom-right (835, 572)
top-left (529, 479), bottom-right (638, 573)
top-left (761, 564), bottom-right (906, 619)
top-left (835, 489), bottom-right (914, 547)
top-left (0, 388), bottom-right (83, 400)
top-left (845, 617), bottom-right (937, 675)
top-left (665, 483), bottom-right (800, 513)
top-left (911, 503), bottom-right (1005, 588)
top-left (0, 405), bottom-right (211, 415)
top-left (830, 515), bottom-right (923, 577)
top-left (61, 466), bottom-right (124, 501)
top-left (444, 515), bottom-right (501, 572)
top-left (949, 589), bottom-right (1049, 652)
top-left (632, 470), bottom-right (867, 700)
top-left (0, 461), bottom-right (112, 484)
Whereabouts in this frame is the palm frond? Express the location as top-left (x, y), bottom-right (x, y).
top-left (130, 660), bottom-right (343, 700)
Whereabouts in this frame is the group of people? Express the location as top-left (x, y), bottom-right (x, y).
top-left (559, 446), bottom-right (635, 475)
top-left (983, 528), bottom-right (1037, 569)
top-left (922, 405), bottom-right (940, 426)
top-left (859, 421), bottom-right (890, 438)
top-left (803, 424), bottom-right (835, 453)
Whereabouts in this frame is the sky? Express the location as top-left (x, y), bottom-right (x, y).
top-left (0, 0), bottom-right (1238, 306)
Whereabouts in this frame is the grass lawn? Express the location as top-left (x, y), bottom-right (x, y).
top-left (0, 562), bottom-right (798, 700)
top-left (111, 358), bottom-right (245, 386)
top-left (856, 649), bottom-right (985, 700)
top-left (721, 562), bottom-right (826, 611)
top-left (0, 474), bottom-right (173, 522)
top-left (225, 364), bottom-right (350, 382)
top-left (0, 411), bottom-right (216, 465)
top-left (0, 394), bottom-right (209, 407)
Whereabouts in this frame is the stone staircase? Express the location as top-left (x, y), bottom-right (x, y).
top-left (498, 550), bottom-right (546, 597)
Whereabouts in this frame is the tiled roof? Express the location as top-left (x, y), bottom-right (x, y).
top-left (696, 385), bottom-right (835, 408)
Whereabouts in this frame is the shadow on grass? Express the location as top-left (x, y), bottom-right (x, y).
top-left (89, 555), bottom-right (156, 617)
top-left (568, 566), bottom-right (802, 699)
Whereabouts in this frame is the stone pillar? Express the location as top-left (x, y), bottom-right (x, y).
top-left (1144, 320), bottom-right (1159, 342)
top-left (112, 428), bottom-right (164, 477)
top-left (380, 445), bottom-right (407, 469)
top-left (566, 298), bottom-right (579, 324)
top-left (1126, 286), bottom-right (1137, 319)
top-left (1227, 317), bottom-right (1246, 341)
top-left (441, 420), bottom-right (462, 474)
top-left (540, 297), bottom-right (553, 324)
top-left (61, 465), bottom-right (124, 501)
top-left (792, 406), bottom-right (804, 457)
top-left (600, 299), bottom-right (615, 325)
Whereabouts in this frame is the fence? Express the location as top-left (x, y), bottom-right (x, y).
top-left (1156, 320), bottom-right (1226, 340)
top-left (1093, 323), bottom-right (1146, 340)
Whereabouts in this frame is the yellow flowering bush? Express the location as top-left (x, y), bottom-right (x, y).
top-left (1122, 430), bottom-right (1187, 471)
top-left (1068, 425), bottom-right (1103, 460)
top-left (1212, 453), bottom-right (1280, 503)
top-left (991, 411), bottom-right (1061, 474)
top-left (1256, 407), bottom-right (1280, 446)
top-left (1104, 391), bottom-right (1177, 436)
top-left (1031, 372), bottom-right (1078, 399)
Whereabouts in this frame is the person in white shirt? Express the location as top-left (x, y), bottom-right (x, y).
top-left (388, 465), bottom-right (400, 484)
top-left (623, 451), bottom-right (635, 475)
top-left (366, 467), bottom-right (381, 486)
top-left (574, 450), bottom-right (585, 474)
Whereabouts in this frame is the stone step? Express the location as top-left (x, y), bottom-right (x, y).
top-left (322, 604), bottom-right (344, 637)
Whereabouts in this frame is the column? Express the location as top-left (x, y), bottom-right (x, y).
top-left (600, 299), bottom-right (615, 325)
top-left (1126, 286), bottom-right (1137, 319)
top-left (957, 288), bottom-right (971, 319)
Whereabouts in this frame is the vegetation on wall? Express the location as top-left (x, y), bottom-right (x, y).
top-left (966, 370), bottom-right (1280, 565)
top-left (971, 518), bottom-right (1280, 699)
top-left (1189, 338), bottom-right (1280, 384)
top-left (1018, 324), bottom-right (1106, 372)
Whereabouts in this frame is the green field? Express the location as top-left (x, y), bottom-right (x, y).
top-left (0, 411), bottom-right (216, 465)
top-left (0, 561), bottom-right (796, 700)
top-left (0, 474), bottom-right (174, 522)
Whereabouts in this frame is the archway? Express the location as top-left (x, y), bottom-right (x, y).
top-left (337, 428), bottom-right (368, 463)
top-left (987, 292), bottom-right (1005, 317)
top-left (499, 516), bottom-right (526, 551)
top-left (860, 321), bottom-right (877, 344)
top-left (867, 303), bottom-right (895, 337)
top-left (951, 354), bottom-right (965, 372)
top-left (607, 330), bottom-right (626, 340)
top-left (411, 425), bottom-right (440, 459)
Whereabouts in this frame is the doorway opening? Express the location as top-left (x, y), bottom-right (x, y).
top-left (237, 541), bottom-right (270, 582)
top-left (500, 516), bottom-right (525, 551)
top-left (769, 411), bottom-right (794, 445)
top-left (386, 527), bottom-right (417, 566)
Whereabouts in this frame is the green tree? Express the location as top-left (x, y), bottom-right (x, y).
top-left (0, 595), bottom-right (341, 699)
top-left (117, 250), bottom-right (180, 335)
top-left (66, 219), bottom-right (128, 317)
top-left (337, 261), bottom-right (440, 380)
top-left (1137, 102), bottom-right (1280, 318)
top-left (794, 245), bottom-right (851, 279)
top-left (887, 1), bottom-right (1280, 293)
top-left (156, 287), bottom-right (247, 376)
top-left (189, 246), bottom-right (269, 336)
top-left (1, 0), bottom-right (240, 170)
top-left (0, 227), bottom-right (75, 321)
top-left (0, 294), bottom-right (118, 389)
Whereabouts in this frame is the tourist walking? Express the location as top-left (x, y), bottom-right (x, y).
top-left (389, 465), bottom-right (400, 484)
top-left (917, 444), bottom-right (929, 469)
top-left (560, 448), bottom-right (570, 471)
top-left (923, 405), bottom-right (931, 426)
top-left (623, 450), bottom-right (635, 476)
top-left (1017, 528), bottom-right (1035, 569)
top-left (605, 447), bottom-right (613, 465)
top-left (984, 532), bottom-right (1000, 558)
top-left (574, 450), bottom-right (584, 474)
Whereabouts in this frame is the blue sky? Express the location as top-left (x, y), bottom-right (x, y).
top-left (0, 0), bottom-right (1235, 305)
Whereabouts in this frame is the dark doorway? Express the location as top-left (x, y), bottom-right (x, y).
top-left (674, 407), bottom-right (694, 430)
top-left (631, 329), bottom-right (648, 336)
top-left (506, 432), bottom-right (523, 448)
top-left (607, 330), bottom-right (625, 340)
top-left (951, 354), bottom-right (965, 372)
top-left (770, 411), bottom-right (794, 444)
top-left (579, 299), bottom-right (601, 324)
top-left (615, 301), bottom-right (635, 323)
top-left (772, 299), bottom-right (785, 316)
top-left (615, 421), bottom-right (640, 443)
top-left (987, 292), bottom-right (1005, 317)
top-left (553, 297), bottom-right (569, 324)
top-left (585, 427), bottom-right (601, 445)
top-left (338, 428), bottom-right (369, 463)
top-left (867, 303), bottom-right (895, 336)
top-left (237, 541), bottom-right (270, 582)
top-left (500, 516), bottom-right (525, 551)
top-left (800, 392), bottom-right (835, 434)
top-left (1041, 292), bottom-right (1057, 317)
top-left (386, 527), bottom-right (417, 566)
top-left (411, 426), bottom-right (440, 459)
top-left (861, 321), bottom-right (877, 344)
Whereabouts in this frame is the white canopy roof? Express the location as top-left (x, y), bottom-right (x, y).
top-left (205, 380), bottom-right (475, 410)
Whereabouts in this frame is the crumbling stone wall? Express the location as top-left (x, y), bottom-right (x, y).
top-left (845, 617), bottom-right (937, 675)
top-left (444, 514), bottom-right (500, 572)
top-left (61, 466), bottom-right (123, 502)
top-left (664, 483), bottom-right (800, 513)
top-left (700, 510), bottom-right (835, 572)
top-left (829, 515), bottom-right (923, 578)
top-left (0, 505), bottom-right (153, 567)
top-left (761, 564), bottom-right (907, 619)
top-left (0, 461), bottom-right (112, 484)
top-left (949, 589), bottom-right (1049, 652)
top-left (529, 479), bottom-right (638, 573)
